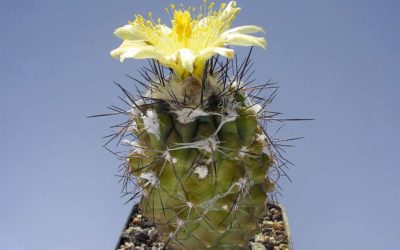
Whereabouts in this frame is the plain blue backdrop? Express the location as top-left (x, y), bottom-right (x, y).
top-left (1, 0), bottom-right (399, 249)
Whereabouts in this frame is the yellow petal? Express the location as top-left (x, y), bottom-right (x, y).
top-left (111, 41), bottom-right (166, 62)
top-left (224, 25), bottom-right (265, 35)
top-left (110, 40), bottom-right (147, 56)
top-left (177, 48), bottom-right (196, 73)
top-left (193, 47), bottom-right (234, 79)
top-left (113, 25), bottom-right (146, 40)
top-left (198, 47), bottom-right (234, 60)
top-left (223, 34), bottom-right (266, 48)
top-left (213, 47), bottom-right (235, 58)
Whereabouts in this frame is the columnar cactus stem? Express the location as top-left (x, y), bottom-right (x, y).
top-left (104, 1), bottom-right (294, 249)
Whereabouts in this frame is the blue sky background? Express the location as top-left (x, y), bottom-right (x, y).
top-left (1, 0), bottom-right (399, 249)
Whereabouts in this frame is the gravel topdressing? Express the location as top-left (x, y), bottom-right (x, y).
top-left (116, 203), bottom-right (291, 250)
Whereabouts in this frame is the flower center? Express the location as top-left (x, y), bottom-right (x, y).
top-left (172, 10), bottom-right (193, 47)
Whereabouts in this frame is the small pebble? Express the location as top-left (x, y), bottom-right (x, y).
top-left (263, 221), bottom-right (273, 228)
top-left (272, 222), bottom-right (284, 231)
top-left (250, 242), bottom-right (267, 250)
top-left (133, 217), bottom-right (141, 225)
top-left (279, 243), bottom-right (289, 250)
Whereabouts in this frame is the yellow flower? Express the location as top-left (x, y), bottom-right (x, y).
top-left (111, 1), bottom-right (266, 79)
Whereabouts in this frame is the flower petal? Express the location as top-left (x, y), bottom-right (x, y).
top-left (177, 49), bottom-right (196, 73)
top-left (198, 47), bottom-right (234, 60)
top-left (223, 33), bottom-right (266, 48)
top-left (110, 40), bottom-right (145, 55)
top-left (223, 25), bottom-right (265, 35)
top-left (111, 40), bottom-right (166, 62)
top-left (212, 47), bottom-right (235, 58)
top-left (113, 25), bottom-right (146, 40)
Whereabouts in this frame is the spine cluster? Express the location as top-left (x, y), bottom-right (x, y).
top-left (103, 50), bottom-right (291, 249)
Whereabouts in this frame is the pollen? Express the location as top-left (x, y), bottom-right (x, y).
top-left (172, 11), bottom-right (193, 46)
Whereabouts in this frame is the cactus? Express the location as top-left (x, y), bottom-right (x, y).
top-left (107, 1), bottom-right (289, 249)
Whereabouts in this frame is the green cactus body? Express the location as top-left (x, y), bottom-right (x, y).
top-left (124, 73), bottom-right (275, 249)
top-left (108, 1), bottom-right (282, 248)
